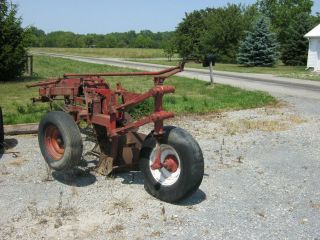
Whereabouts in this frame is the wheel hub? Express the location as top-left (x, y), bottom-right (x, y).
top-left (44, 125), bottom-right (65, 160)
top-left (162, 155), bottom-right (179, 172)
top-left (149, 144), bottom-right (181, 186)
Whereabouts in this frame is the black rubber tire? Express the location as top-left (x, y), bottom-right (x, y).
top-left (38, 111), bottom-right (83, 171)
top-left (139, 126), bottom-right (204, 203)
top-left (0, 107), bottom-right (4, 144)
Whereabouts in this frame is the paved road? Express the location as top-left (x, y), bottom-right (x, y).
top-left (34, 52), bottom-right (320, 99)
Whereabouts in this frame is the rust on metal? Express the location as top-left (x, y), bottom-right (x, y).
top-left (44, 125), bottom-right (65, 160)
top-left (28, 63), bottom-right (185, 175)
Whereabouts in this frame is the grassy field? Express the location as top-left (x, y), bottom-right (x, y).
top-left (0, 55), bottom-right (276, 125)
top-left (30, 47), bottom-right (319, 81)
top-left (30, 47), bottom-right (169, 58)
top-left (130, 59), bottom-right (320, 81)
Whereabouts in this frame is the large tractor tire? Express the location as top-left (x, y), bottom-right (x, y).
top-left (0, 107), bottom-right (4, 145)
top-left (139, 126), bottom-right (204, 203)
top-left (38, 111), bottom-right (83, 171)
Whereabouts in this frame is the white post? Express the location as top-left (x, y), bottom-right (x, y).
top-left (209, 61), bottom-right (214, 85)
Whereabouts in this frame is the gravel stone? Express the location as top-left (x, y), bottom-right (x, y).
top-left (0, 95), bottom-right (320, 239)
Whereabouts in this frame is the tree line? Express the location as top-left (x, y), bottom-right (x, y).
top-left (174, 1), bottom-right (320, 65)
top-left (27, 28), bottom-right (175, 49)
top-left (27, 0), bottom-right (320, 66)
top-left (2, 0), bottom-right (320, 80)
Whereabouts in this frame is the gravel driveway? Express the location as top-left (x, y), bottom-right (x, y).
top-left (0, 95), bottom-right (319, 240)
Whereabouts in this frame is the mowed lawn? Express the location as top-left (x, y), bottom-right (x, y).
top-left (0, 55), bottom-right (276, 125)
top-left (31, 47), bottom-right (169, 58)
top-left (30, 48), bottom-right (319, 81)
top-left (129, 59), bottom-right (320, 81)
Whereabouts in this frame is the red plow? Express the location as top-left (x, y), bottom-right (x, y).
top-left (27, 63), bottom-right (204, 202)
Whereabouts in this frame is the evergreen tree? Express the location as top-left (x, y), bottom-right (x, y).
top-left (0, 0), bottom-right (28, 80)
top-left (281, 13), bottom-right (310, 66)
top-left (237, 17), bottom-right (278, 67)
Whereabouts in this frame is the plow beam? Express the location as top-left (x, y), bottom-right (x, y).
top-left (116, 85), bottom-right (175, 111)
top-left (112, 111), bottom-right (174, 136)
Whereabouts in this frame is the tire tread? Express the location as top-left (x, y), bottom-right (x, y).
top-left (0, 107), bottom-right (4, 144)
top-left (38, 111), bottom-right (83, 171)
top-left (140, 126), bottom-right (204, 203)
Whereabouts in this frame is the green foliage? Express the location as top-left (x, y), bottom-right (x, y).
top-left (310, 13), bottom-right (320, 29)
top-left (174, 1), bottom-right (318, 65)
top-left (175, 10), bottom-right (206, 59)
top-left (27, 27), bottom-right (175, 49)
top-left (281, 13), bottom-right (310, 66)
top-left (162, 34), bottom-right (176, 61)
top-left (0, 0), bottom-right (28, 81)
top-left (134, 34), bottom-right (153, 48)
top-left (200, 4), bottom-right (259, 63)
top-left (25, 26), bottom-right (46, 47)
top-left (237, 17), bottom-right (278, 67)
top-left (175, 4), bottom-right (259, 63)
top-left (45, 31), bottom-right (79, 48)
top-left (128, 99), bottom-right (153, 119)
top-left (257, 0), bottom-right (314, 65)
top-left (3, 102), bottom-right (61, 125)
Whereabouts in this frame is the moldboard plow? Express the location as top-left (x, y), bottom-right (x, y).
top-left (27, 63), bottom-right (204, 202)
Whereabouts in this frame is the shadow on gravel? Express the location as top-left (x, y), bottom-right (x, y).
top-left (118, 171), bottom-right (144, 185)
top-left (177, 189), bottom-right (207, 206)
top-left (118, 171), bottom-right (206, 206)
top-left (0, 138), bottom-right (19, 160)
top-left (52, 168), bottom-right (97, 187)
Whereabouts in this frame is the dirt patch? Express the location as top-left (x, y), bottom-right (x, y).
top-left (222, 114), bottom-right (305, 135)
top-left (8, 158), bottom-right (26, 166)
top-left (107, 224), bottom-right (125, 234)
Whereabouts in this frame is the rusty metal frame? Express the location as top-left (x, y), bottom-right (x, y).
top-left (27, 63), bottom-right (185, 174)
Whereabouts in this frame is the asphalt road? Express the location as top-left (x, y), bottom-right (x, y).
top-left (33, 52), bottom-right (320, 100)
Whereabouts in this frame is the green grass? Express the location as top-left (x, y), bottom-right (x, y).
top-left (130, 59), bottom-right (320, 81)
top-left (0, 55), bottom-right (276, 125)
top-left (30, 48), bottom-right (319, 80)
top-left (30, 47), bottom-right (168, 59)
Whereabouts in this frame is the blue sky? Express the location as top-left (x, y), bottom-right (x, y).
top-left (13, 0), bottom-right (320, 34)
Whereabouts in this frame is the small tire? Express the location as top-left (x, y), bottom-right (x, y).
top-left (139, 126), bottom-right (204, 203)
top-left (0, 107), bottom-right (4, 144)
top-left (38, 111), bottom-right (83, 171)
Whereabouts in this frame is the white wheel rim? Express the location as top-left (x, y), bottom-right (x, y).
top-left (149, 144), bottom-right (181, 186)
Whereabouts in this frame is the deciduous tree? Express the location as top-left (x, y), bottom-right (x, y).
top-left (175, 10), bottom-right (206, 59)
top-left (257, 0), bottom-right (314, 65)
top-left (281, 13), bottom-right (310, 65)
